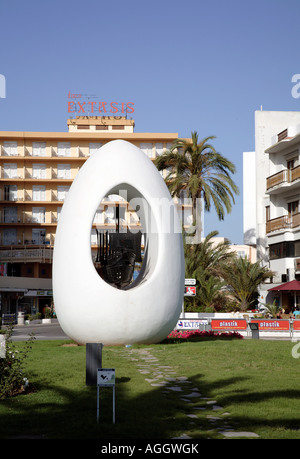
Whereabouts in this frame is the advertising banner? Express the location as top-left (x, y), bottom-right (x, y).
top-left (251, 319), bottom-right (290, 331)
top-left (176, 319), bottom-right (207, 330)
top-left (292, 320), bottom-right (300, 330)
top-left (211, 319), bottom-right (247, 330)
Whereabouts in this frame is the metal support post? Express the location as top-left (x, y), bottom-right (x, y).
top-left (86, 343), bottom-right (103, 386)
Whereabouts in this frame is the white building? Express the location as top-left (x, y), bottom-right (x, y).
top-left (209, 236), bottom-right (257, 263)
top-left (244, 110), bottom-right (300, 311)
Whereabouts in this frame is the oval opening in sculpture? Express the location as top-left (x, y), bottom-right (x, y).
top-left (91, 183), bottom-right (158, 291)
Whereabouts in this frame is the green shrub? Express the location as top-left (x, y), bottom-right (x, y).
top-left (28, 312), bottom-right (41, 321)
top-left (0, 324), bottom-right (35, 399)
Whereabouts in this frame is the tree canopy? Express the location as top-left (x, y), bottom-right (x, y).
top-left (155, 132), bottom-right (239, 241)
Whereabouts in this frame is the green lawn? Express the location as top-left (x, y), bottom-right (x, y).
top-left (1, 337), bottom-right (300, 440)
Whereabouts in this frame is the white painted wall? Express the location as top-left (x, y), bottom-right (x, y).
top-left (243, 151), bottom-right (256, 245)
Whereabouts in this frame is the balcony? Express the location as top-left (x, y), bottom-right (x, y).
top-left (266, 212), bottom-right (300, 234)
top-left (277, 129), bottom-right (288, 142)
top-left (0, 246), bottom-right (53, 262)
top-left (266, 165), bottom-right (300, 192)
top-left (266, 170), bottom-right (287, 189)
top-left (0, 211), bottom-right (55, 226)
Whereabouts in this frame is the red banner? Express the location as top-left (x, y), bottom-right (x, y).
top-left (292, 320), bottom-right (300, 330)
top-left (211, 319), bottom-right (247, 330)
top-left (251, 319), bottom-right (290, 331)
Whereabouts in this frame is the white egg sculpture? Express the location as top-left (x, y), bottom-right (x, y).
top-left (52, 140), bottom-right (184, 345)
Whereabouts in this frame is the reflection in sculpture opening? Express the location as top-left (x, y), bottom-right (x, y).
top-left (91, 192), bottom-right (145, 289)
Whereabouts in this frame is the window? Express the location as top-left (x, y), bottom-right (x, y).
top-left (32, 142), bottom-right (46, 156)
top-left (32, 185), bottom-right (46, 201)
top-left (295, 240), bottom-right (300, 257)
top-left (182, 207), bottom-right (193, 226)
top-left (32, 164), bottom-right (46, 179)
top-left (57, 186), bottom-right (69, 201)
top-left (3, 207), bottom-right (17, 223)
top-left (3, 141), bottom-right (18, 156)
top-left (140, 143), bottom-right (153, 158)
top-left (104, 205), bottom-right (115, 224)
top-left (57, 206), bottom-right (62, 221)
top-left (269, 241), bottom-right (295, 259)
top-left (91, 229), bottom-right (97, 245)
top-left (4, 185), bottom-right (17, 201)
top-left (287, 159), bottom-right (295, 181)
top-left (32, 229), bottom-right (45, 245)
top-left (155, 143), bottom-right (164, 156)
top-left (32, 207), bottom-right (45, 223)
top-left (93, 207), bottom-right (103, 224)
top-left (3, 228), bottom-right (17, 245)
top-left (288, 200), bottom-right (299, 217)
top-left (3, 163), bottom-right (18, 178)
top-left (57, 142), bottom-right (71, 157)
top-left (89, 143), bottom-right (102, 156)
top-left (57, 164), bottom-right (71, 179)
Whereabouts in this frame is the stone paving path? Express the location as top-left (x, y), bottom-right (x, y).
top-left (121, 346), bottom-right (259, 439)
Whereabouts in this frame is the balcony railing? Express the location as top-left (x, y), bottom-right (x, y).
top-left (0, 247), bottom-right (53, 262)
top-left (277, 129), bottom-right (288, 142)
top-left (0, 212), bottom-right (48, 224)
top-left (291, 212), bottom-right (300, 228)
top-left (266, 170), bottom-right (287, 189)
top-left (266, 213), bottom-right (300, 233)
top-left (291, 165), bottom-right (300, 182)
top-left (266, 165), bottom-right (300, 191)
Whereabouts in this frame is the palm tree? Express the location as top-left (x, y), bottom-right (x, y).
top-left (262, 300), bottom-right (280, 318)
top-left (221, 257), bottom-right (274, 312)
top-left (155, 132), bottom-right (239, 242)
top-left (184, 230), bottom-right (234, 280)
top-left (194, 270), bottom-right (226, 311)
top-left (184, 231), bottom-right (235, 311)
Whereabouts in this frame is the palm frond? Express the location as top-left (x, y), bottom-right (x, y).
top-left (154, 131), bottom-right (239, 225)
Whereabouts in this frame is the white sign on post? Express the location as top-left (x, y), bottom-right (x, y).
top-left (185, 278), bottom-right (196, 285)
top-left (0, 335), bottom-right (5, 358)
top-left (97, 368), bottom-right (115, 386)
top-left (97, 368), bottom-right (115, 423)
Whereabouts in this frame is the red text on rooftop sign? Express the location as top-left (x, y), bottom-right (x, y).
top-left (67, 92), bottom-right (134, 115)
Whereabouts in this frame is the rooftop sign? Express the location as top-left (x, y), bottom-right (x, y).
top-left (67, 92), bottom-right (134, 116)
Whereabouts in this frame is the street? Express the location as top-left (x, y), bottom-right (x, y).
top-left (10, 320), bottom-right (70, 341)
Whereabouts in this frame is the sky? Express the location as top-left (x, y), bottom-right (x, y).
top-left (1, 0), bottom-right (300, 244)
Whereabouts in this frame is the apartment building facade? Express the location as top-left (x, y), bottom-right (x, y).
top-left (0, 116), bottom-right (194, 318)
top-left (244, 110), bottom-right (300, 311)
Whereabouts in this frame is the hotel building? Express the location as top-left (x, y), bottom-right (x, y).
top-left (0, 116), bottom-right (194, 318)
top-left (244, 110), bottom-right (300, 311)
